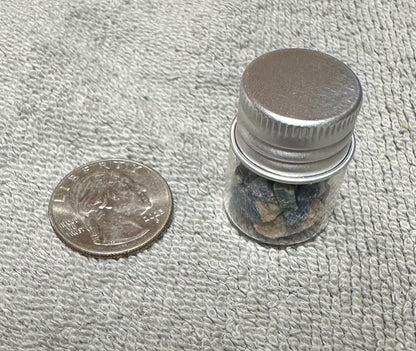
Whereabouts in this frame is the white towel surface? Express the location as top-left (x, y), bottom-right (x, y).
top-left (1, 1), bottom-right (416, 350)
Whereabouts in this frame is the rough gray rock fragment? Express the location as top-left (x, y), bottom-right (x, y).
top-left (273, 183), bottom-right (297, 210)
top-left (229, 165), bottom-right (330, 239)
top-left (283, 204), bottom-right (310, 227)
top-left (230, 165), bottom-right (277, 223)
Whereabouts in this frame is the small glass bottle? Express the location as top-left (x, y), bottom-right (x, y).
top-left (224, 49), bottom-right (362, 245)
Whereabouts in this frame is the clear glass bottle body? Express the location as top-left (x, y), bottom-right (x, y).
top-left (224, 150), bottom-right (346, 245)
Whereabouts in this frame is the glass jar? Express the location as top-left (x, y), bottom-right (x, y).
top-left (224, 49), bottom-right (362, 245)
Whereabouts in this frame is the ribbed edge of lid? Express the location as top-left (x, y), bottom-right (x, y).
top-left (231, 118), bottom-right (355, 184)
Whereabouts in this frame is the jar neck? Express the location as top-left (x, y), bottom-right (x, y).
top-left (230, 118), bottom-right (355, 184)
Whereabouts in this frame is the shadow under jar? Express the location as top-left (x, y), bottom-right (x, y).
top-left (224, 48), bottom-right (362, 246)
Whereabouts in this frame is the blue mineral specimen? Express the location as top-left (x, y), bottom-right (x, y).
top-left (274, 183), bottom-right (316, 227)
top-left (273, 183), bottom-right (297, 210)
top-left (230, 165), bottom-right (277, 223)
top-left (230, 165), bottom-right (330, 231)
top-left (295, 183), bottom-right (320, 206)
top-left (282, 203), bottom-right (309, 227)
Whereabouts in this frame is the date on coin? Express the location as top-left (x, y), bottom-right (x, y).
top-left (48, 159), bottom-right (173, 258)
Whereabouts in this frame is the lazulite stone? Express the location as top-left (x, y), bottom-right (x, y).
top-left (230, 165), bottom-right (277, 223)
top-left (273, 183), bottom-right (297, 210)
top-left (230, 180), bottom-right (262, 223)
top-left (230, 164), bottom-right (330, 238)
top-left (295, 183), bottom-right (320, 206)
top-left (244, 170), bottom-right (277, 204)
top-left (273, 181), bottom-right (330, 228)
top-left (282, 203), bottom-right (310, 227)
top-left (292, 200), bottom-right (326, 233)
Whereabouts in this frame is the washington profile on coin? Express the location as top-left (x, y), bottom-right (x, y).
top-left (48, 159), bottom-right (173, 258)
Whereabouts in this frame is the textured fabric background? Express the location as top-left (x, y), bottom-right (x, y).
top-left (1, 0), bottom-right (416, 350)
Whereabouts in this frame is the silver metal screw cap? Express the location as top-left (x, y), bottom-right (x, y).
top-left (231, 48), bottom-right (362, 183)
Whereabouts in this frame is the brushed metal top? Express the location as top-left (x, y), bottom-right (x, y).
top-left (232, 48), bottom-right (362, 183)
top-left (242, 48), bottom-right (361, 122)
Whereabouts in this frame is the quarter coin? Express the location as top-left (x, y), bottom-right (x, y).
top-left (48, 159), bottom-right (173, 258)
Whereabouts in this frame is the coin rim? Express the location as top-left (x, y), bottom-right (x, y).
top-left (48, 158), bottom-right (173, 258)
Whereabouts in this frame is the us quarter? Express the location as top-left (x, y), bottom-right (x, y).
top-left (48, 159), bottom-right (173, 258)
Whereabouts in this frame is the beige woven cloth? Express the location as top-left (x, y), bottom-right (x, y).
top-left (1, 1), bottom-right (415, 350)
